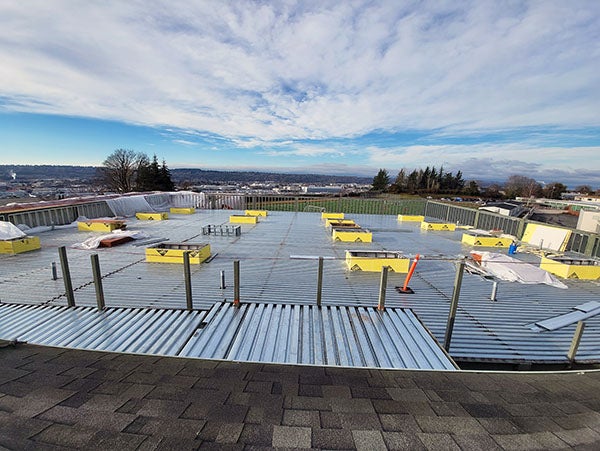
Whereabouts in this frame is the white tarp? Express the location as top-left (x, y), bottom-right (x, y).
top-left (73, 230), bottom-right (150, 250)
top-left (105, 195), bottom-right (155, 217)
top-left (470, 251), bottom-right (568, 289)
top-left (0, 221), bottom-right (27, 240)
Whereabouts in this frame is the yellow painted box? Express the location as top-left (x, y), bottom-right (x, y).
top-left (332, 228), bottom-right (373, 243)
top-left (421, 221), bottom-right (457, 231)
top-left (398, 215), bottom-right (425, 222)
top-left (245, 210), bottom-right (268, 217)
top-left (77, 219), bottom-right (126, 232)
top-left (230, 215), bottom-right (258, 224)
top-left (0, 236), bottom-right (41, 254)
top-left (136, 212), bottom-right (168, 220)
top-left (346, 250), bottom-right (410, 272)
top-left (321, 212), bottom-right (344, 220)
top-left (170, 207), bottom-right (195, 214)
top-left (145, 243), bottom-right (211, 264)
top-left (461, 233), bottom-right (513, 248)
top-left (540, 256), bottom-right (600, 280)
top-left (325, 219), bottom-right (356, 228)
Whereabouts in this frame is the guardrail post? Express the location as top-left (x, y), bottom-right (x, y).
top-left (183, 251), bottom-right (193, 310)
top-left (58, 246), bottom-right (75, 307)
top-left (316, 256), bottom-right (324, 307)
top-left (567, 321), bottom-right (585, 363)
top-left (90, 254), bottom-right (105, 310)
top-left (233, 260), bottom-right (240, 307)
top-left (444, 258), bottom-right (466, 351)
top-left (490, 281), bottom-right (498, 301)
top-left (378, 266), bottom-right (389, 311)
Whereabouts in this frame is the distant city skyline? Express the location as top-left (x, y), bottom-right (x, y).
top-left (1, 1), bottom-right (599, 187)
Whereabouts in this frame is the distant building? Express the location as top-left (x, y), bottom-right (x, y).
top-left (575, 195), bottom-right (600, 204)
top-left (479, 202), bottom-right (524, 217)
top-left (577, 210), bottom-right (600, 234)
top-left (302, 185), bottom-right (343, 195)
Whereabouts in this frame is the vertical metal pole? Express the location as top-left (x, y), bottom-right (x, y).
top-left (51, 262), bottom-right (57, 280)
top-left (233, 260), bottom-right (240, 307)
top-left (220, 270), bottom-right (226, 289)
top-left (183, 252), bottom-right (193, 310)
top-left (378, 266), bottom-right (389, 311)
top-left (58, 246), bottom-right (75, 307)
top-left (444, 259), bottom-right (465, 351)
top-left (316, 256), bottom-right (324, 307)
top-left (91, 254), bottom-right (105, 310)
top-left (490, 281), bottom-right (498, 301)
top-left (567, 321), bottom-right (585, 363)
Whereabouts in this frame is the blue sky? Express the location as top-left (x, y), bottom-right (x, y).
top-left (1, 1), bottom-right (599, 187)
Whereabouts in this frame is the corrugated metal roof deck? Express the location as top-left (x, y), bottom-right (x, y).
top-left (1, 209), bottom-right (600, 364)
top-left (180, 302), bottom-right (456, 370)
top-left (0, 302), bottom-right (456, 370)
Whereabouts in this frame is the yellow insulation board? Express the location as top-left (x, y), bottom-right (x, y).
top-left (245, 210), bottom-right (268, 217)
top-left (136, 212), bottom-right (168, 220)
top-left (521, 223), bottom-right (571, 252)
top-left (0, 236), bottom-right (41, 254)
top-left (170, 207), bottom-right (195, 214)
top-left (398, 215), bottom-right (425, 222)
top-left (421, 221), bottom-right (456, 231)
top-left (461, 234), bottom-right (513, 248)
top-left (345, 250), bottom-right (409, 272)
top-left (146, 243), bottom-right (211, 264)
top-left (77, 220), bottom-right (126, 232)
top-left (230, 215), bottom-right (258, 224)
top-left (321, 212), bottom-right (344, 219)
top-left (332, 229), bottom-right (372, 243)
top-left (540, 257), bottom-right (600, 280)
top-left (325, 219), bottom-right (356, 227)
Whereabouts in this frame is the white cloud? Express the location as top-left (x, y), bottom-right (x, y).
top-left (1, 0), bottom-right (598, 143)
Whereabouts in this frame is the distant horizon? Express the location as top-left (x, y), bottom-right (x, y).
top-left (1, 2), bottom-right (599, 188)
top-left (1, 163), bottom-right (598, 190)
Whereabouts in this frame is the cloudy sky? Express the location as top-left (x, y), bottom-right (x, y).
top-left (1, 0), bottom-right (599, 186)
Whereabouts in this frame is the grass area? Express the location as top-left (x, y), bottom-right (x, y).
top-left (251, 196), bottom-right (427, 215)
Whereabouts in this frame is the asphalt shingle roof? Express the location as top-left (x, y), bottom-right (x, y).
top-left (1, 343), bottom-right (600, 449)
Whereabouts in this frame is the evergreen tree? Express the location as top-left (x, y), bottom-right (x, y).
top-left (159, 159), bottom-right (175, 191)
top-left (371, 169), bottom-right (390, 191)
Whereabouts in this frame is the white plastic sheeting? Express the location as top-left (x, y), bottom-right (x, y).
top-left (169, 191), bottom-right (206, 208)
top-left (471, 251), bottom-right (568, 289)
top-left (145, 193), bottom-right (171, 211)
top-left (105, 192), bottom-right (209, 216)
top-left (0, 221), bottom-right (26, 240)
top-left (105, 195), bottom-right (155, 217)
top-left (72, 229), bottom-right (150, 249)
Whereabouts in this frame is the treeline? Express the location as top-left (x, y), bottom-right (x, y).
top-left (99, 149), bottom-right (174, 193)
top-left (171, 169), bottom-right (371, 185)
top-left (372, 167), bottom-right (466, 194)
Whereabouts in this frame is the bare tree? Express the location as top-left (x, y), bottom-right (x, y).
top-left (504, 175), bottom-right (542, 199)
top-left (100, 149), bottom-right (143, 193)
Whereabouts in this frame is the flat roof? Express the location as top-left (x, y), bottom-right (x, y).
top-left (1, 209), bottom-right (599, 365)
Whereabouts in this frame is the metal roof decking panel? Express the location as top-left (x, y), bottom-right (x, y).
top-left (179, 302), bottom-right (457, 370)
top-left (0, 303), bottom-right (205, 356)
top-left (2, 209), bottom-right (600, 364)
